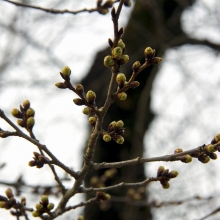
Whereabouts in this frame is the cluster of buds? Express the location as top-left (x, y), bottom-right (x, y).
top-left (104, 39), bottom-right (129, 68)
top-left (32, 195), bottom-right (54, 217)
top-left (90, 168), bottom-right (117, 188)
top-left (11, 100), bottom-right (35, 131)
top-left (174, 148), bottom-right (192, 163)
top-left (157, 166), bottom-right (178, 189)
top-left (144, 47), bottom-right (162, 65)
top-left (103, 120), bottom-right (125, 144)
top-left (55, 66), bottom-right (72, 89)
top-left (97, 0), bottom-right (115, 15)
top-left (127, 186), bottom-right (146, 201)
top-left (28, 152), bottom-right (50, 169)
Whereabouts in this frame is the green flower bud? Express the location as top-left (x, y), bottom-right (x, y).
top-left (11, 108), bottom-right (22, 118)
top-left (86, 90), bottom-right (96, 103)
top-left (23, 100), bottom-right (30, 110)
top-left (96, 192), bottom-right (111, 201)
top-left (103, 134), bottom-right (111, 142)
top-left (75, 84), bottom-right (84, 94)
top-left (104, 55), bottom-right (115, 68)
top-left (117, 92), bottom-right (127, 100)
top-left (61, 66), bottom-right (71, 76)
top-left (26, 108), bottom-right (35, 117)
top-left (132, 61), bottom-right (141, 71)
top-left (161, 181), bottom-right (170, 189)
top-left (205, 144), bottom-right (216, 153)
top-left (112, 47), bottom-right (123, 60)
top-left (27, 117), bottom-right (35, 128)
top-left (55, 82), bottom-right (67, 89)
top-left (108, 121), bottom-right (116, 131)
top-left (32, 210), bottom-right (40, 217)
top-left (89, 117), bottom-right (97, 126)
top-left (115, 135), bottom-right (124, 144)
top-left (118, 39), bottom-right (125, 50)
top-left (157, 166), bottom-right (165, 177)
top-left (119, 55), bottom-right (129, 65)
top-left (35, 203), bottom-right (44, 211)
top-left (212, 133), bottom-right (220, 144)
top-left (144, 47), bottom-right (155, 59)
top-left (174, 148), bottom-right (183, 154)
top-left (181, 155), bottom-right (192, 163)
top-left (5, 188), bottom-right (13, 199)
top-left (116, 73), bottom-right (126, 87)
top-left (17, 119), bottom-right (25, 127)
top-left (152, 57), bottom-right (162, 65)
top-left (82, 107), bottom-right (92, 115)
top-left (198, 154), bottom-right (210, 163)
top-left (130, 81), bottom-right (140, 89)
top-left (116, 120), bottom-right (124, 128)
top-left (47, 203), bottom-right (54, 210)
top-left (167, 170), bottom-right (178, 178)
top-left (41, 195), bottom-right (49, 205)
top-left (99, 8), bottom-right (109, 15)
top-left (73, 98), bottom-right (84, 106)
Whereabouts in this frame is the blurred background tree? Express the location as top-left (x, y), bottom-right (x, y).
top-left (0, 0), bottom-right (220, 220)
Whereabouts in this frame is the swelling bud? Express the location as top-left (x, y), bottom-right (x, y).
top-left (61, 66), bottom-right (71, 76)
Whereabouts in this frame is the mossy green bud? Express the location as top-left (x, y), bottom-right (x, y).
top-left (209, 152), bottom-right (217, 160)
top-left (144, 47), bottom-right (154, 59)
top-left (157, 166), bottom-right (165, 177)
top-left (161, 181), bottom-right (170, 189)
top-left (174, 148), bottom-right (183, 154)
top-left (181, 155), bottom-right (192, 163)
top-left (205, 144), bottom-right (216, 153)
top-left (152, 57), bottom-right (162, 65)
top-left (86, 90), bottom-right (96, 103)
top-left (41, 195), bottom-right (49, 205)
top-left (119, 54), bottom-right (129, 65)
top-left (167, 170), bottom-right (178, 178)
top-left (130, 81), bottom-right (140, 89)
top-left (104, 55), bottom-right (115, 67)
top-left (116, 120), bottom-right (124, 128)
top-left (89, 117), bottom-right (96, 126)
top-left (99, 8), bottom-right (109, 15)
top-left (35, 203), bottom-right (44, 211)
top-left (73, 98), bottom-right (84, 106)
top-left (198, 154), bottom-right (210, 163)
top-left (132, 61), bottom-right (141, 71)
top-left (116, 73), bottom-right (126, 87)
top-left (23, 100), bottom-right (30, 110)
top-left (108, 121), bottom-right (116, 131)
top-left (212, 133), bottom-right (220, 144)
top-left (82, 107), bottom-right (92, 115)
top-left (112, 47), bottom-right (123, 60)
top-left (27, 117), bottom-right (35, 128)
top-left (61, 66), bottom-right (71, 76)
top-left (47, 203), bottom-right (54, 210)
top-left (115, 135), bottom-right (124, 144)
top-left (117, 92), bottom-right (127, 101)
top-left (76, 84), bottom-right (84, 94)
top-left (26, 108), bottom-right (35, 117)
top-left (5, 188), bottom-right (13, 198)
top-left (17, 119), bottom-right (25, 127)
top-left (118, 39), bottom-right (125, 49)
top-left (11, 108), bottom-right (22, 118)
top-left (32, 210), bottom-right (40, 217)
top-left (55, 82), bottom-right (67, 89)
top-left (103, 134), bottom-right (111, 142)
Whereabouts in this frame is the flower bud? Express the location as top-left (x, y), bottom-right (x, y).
top-left (61, 66), bottom-right (71, 76)
top-left (27, 117), bottom-right (35, 128)
top-left (32, 210), bottom-right (40, 217)
top-left (198, 154), bottom-right (210, 163)
top-left (130, 81), bottom-right (140, 89)
top-left (167, 170), bottom-right (178, 178)
top-left (28, 160), bottom-right (38, 167)
top-left (73, 98), bottom-right (84, 106)
top-left (104, 55), bottom-right (115, 67)
top-left (82, 107), bottom-right (92, 115)
top-left (96, 192), bottom-right (111, 201)
top-left (116, 73), bottom-right (126, 88)
top-left (41, 195), bottom-right (49, 205)
top-left (119, 55), bottom-right (129, 65)
top-left (22, 100), bottom-right (30, 110)
top-left (152, 57), bottom-right (162, 65)
top-left (209, 152), bottom-right (217, 160)
top-left (47, 203), bottom-right (54, 210)
top-left (132, 61), bottom-right (141, 71)
top-left (77, 216), bottom-right (84, 220)
top-left (11, 108), bottom-right (22, 118)
top-left (115, 135), bottom-right (124, 144)
top-left (89, 117), bottom-right (96, 126)
top-left (35, 203), bottom-right (44, 211)
top-left (17, 119), bottom-right (25, 127)
top-left (55, 82), bottom-right (67, 89)
top-left (144, 47), bottom-right (155, 59)
top-left (108, 121), bottom-right (117, 131)
top-left (157, 166), bottom-right (165, 177)
top-left (99, 8), bottom-right (109, 15)
top-left (211, 133), bottom-right (220, 144)
top-left (160, 180), bottom-right (170, 189)
top-left (180, 155), bottom-right (192, 163)
top-left (5, 188), bottom-right (13, 199)
top-left (117, 92), bottom-right (127, 101)
top-left (86, 90), bottom-right (96, 103)
top-left (118, 39), bottom-right (125, 50)
top-left (116, 120), bottom-right (124, 128)
top-left (205, 144), bottom-right (216, 153)
top-left (174, 148), bottom-right (183, 154)
top-left (26, 108), bottom-right (35, 117)
top-left (112, 47), bottom-right (123, 60)
top-left (103, 134), bottom-right (111, 142)
top-left (103, 0), bottom-right (113, 8)
top-left (76, 84), bottom-right (84, 94)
